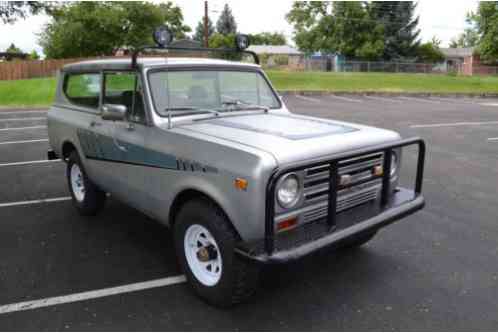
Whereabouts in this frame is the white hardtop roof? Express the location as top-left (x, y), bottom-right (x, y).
top-left (63, 57), bottom-right (260, 72)
top-left (247, 45), bottom-right (303, 55)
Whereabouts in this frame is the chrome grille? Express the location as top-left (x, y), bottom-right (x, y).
top-left (302, 152), bottom-right (384, 223)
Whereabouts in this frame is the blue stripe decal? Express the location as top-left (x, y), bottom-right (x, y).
top-left (77, 129), bottom-right (178, 170)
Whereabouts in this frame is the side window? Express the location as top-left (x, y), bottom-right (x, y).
top-left (64, 73), bottom-right (101, 109)
top-left (103, 72), bottom-right (146, 124)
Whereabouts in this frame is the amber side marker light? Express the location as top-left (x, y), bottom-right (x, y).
top-left (234, 178), bottom-right (248, 191)
top-left (277, 217), bottom-right (298, 232)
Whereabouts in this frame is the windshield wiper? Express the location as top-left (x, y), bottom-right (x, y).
top-left (221, 99), bottom-right (269, 112)
top-left (163, 106), bottom-right (219, 116)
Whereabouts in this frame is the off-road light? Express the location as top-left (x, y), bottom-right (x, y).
top-left (277, 173), bottom-right (301, 209)
top-left (235, 34), bottom-right (250, 50)
top-left (153, 25), bottom-right (173, 48)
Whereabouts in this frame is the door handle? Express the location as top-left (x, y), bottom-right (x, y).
top-left (113, 138), bottom-right (128, 152)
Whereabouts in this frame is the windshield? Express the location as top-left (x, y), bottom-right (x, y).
top-left (148, 70), bottom-right (281, 116)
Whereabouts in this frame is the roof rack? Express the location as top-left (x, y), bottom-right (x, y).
top-left (131, 46), bottom-right (259, 68)
top-left (131, 26), bottom-right (259, 68)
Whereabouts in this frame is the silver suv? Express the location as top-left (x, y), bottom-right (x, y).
top-left (47, 31), bottom-right (425, 307)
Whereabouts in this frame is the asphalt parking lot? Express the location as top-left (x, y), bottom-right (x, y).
top-left (0, 95), bottom-right (497, 330)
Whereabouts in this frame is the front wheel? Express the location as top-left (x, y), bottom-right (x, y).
top-left (66, 151), bottom-right (106, 216)
top-left (174, 198), bottom-right (260, 307)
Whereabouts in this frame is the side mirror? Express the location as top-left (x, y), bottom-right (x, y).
top-left (102, 104), bottom-right (127, 121)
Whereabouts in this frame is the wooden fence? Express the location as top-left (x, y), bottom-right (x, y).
top-left (0, 53), bottom-right (204, 81)
top-left (0, 58), bottom-right (88, 81)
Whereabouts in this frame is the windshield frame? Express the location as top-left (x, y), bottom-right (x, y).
top-left (146, 65), bottom-right (282, 118)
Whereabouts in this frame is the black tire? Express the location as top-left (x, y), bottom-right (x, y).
top-left (174, 198), bottom-right (260, 307)
top-left (66, 151), bottom-right (106, 216)
top-left (342, 231), bottom-right (377, 249)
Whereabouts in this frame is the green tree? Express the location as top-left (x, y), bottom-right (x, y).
top-left (193, 17), bottom-right (215, 42)
top-left (417, 41), bottom-right (444, 63)
top-left (208, 33), bottom-right (241, 60)
top-left (39, 2), bottom-right (191, 59)
top-left (286, 1), bottom-right (384, 60)
top-left (29, 50), bottom-right (40, 60)
top-left (248, 32), bottom-right (287, 45)
top-left (368, 1), bottom-right (421, 60)
top-left (449, 28), bottom-right (479, 48)
top-left (216, 4), bottom-right (237, 35)
top-left (466, 2), bottom-right (498, 62)
top-left (0, 1), bottom-right (50, 23)
top-left (5, 43), bottom-right (23, 54)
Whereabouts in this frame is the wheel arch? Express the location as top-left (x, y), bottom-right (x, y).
top-left (169, 188), bottom-right (242, 240)
top-left (61, 140), bottom-right (78, 160)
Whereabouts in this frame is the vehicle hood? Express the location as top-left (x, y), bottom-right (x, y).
top-left (176, 113), bottom-right (401, 165)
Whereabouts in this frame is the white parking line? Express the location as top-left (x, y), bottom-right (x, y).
top-left (0, 196), bottom-right (71, 208)
top-left (295, 95), bottom-right (321, 103)
top-left (397, 96), bottom-right (441, 104)
top-left (0, 125), bottom-right (47, 131)
top-left (328, 95), bottom-right (363, 103)
top-left (487, 137), bottom-right (498, 141)
top-left (0, 117), bottom-right (46, 122)
top-left (0, 139), bottom-right (48, 145)
top-left (0, 159), bottom-right (61, 167)
top-left (411, 121), bottom-right (498, 128)
top-left (480, 103), bottom-right (498, 107)
top-left (0, 275), bottom-right (186, 315)
top-left (363, 95), bottom-right (401, 103)
top-left (0, 110), bottom-right (47, 115)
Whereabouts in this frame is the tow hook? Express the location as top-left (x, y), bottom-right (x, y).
top-left (47, 149), bottom-right (58, 160)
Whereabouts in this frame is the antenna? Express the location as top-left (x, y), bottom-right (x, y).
top-left (166, 50), bottom-right (172, 129)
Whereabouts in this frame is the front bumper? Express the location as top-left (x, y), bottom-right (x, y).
top-left (236, 188), bottom-right (424, 264)
top-left (236, 137), bottom-right (426, 265)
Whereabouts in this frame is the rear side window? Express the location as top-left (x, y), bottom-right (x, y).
top-left (64, 73), bottom-right (101, 109)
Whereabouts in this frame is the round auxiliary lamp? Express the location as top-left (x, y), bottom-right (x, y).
top-left (153, 25), bottom-right (174, 48)
top-left (235, 34), bottom-right (250, 50)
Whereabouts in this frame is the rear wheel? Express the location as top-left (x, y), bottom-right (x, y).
top-left (66, 151), bottom-right (106, 216)
top-left (174, 198), bottom-right (260, 307)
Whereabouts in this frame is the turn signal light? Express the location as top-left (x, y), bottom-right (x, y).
top-left (234, 178), bottom-right (248, 191)
top-left (277, 218), bottom-right (298, 232)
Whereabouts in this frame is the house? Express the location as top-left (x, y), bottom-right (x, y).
top-left (440, 47), bottom-right (474, 73)
top-left (170, 39), bottom-right (202, 49)
top-left (440, 47), bottom-right (497, 75)
top-left (246, 45), bottom-right (304, 68)
top-left (0, 52), bottom-right (28, 62)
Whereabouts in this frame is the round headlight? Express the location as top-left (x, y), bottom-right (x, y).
top-left (277, 173), bottom-right (301, 208)
top-left (390, 153), bottom-right (398, 177)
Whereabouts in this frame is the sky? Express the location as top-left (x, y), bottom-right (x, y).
top-left (0, 0), bottom-right (479, 56)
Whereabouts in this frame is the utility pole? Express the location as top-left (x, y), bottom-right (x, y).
top-left (204, 1), bottom-right (209, 48)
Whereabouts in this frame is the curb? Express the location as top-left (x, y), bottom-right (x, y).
top-left (278, 91), bottom-right (498, 99)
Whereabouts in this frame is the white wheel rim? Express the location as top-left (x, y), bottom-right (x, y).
top-left (184, 224), bottom-right (222, 286)
top-left (70, 164), bottom-right (85, 202)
